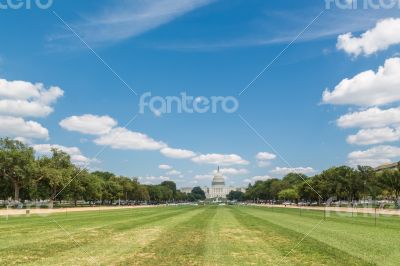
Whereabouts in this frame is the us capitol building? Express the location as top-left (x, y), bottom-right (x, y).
top-left (181, 167), bottom-right (245, 199)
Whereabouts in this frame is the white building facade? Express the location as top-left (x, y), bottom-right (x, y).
top-left (202, 168), bottom-right (243, 199)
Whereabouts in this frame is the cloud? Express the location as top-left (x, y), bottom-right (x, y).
top-left (139, 175), bottom-right (171, 184)
top-left (166, 170), bottom-right (181, 176)
top-left (160, 147), bottom-right (196, 159)
top-left (0, 116), bottom-right (48, 140)
top-left (270, 167), bottom-right (316, 175)
top-left (348, 145), bottom-right (400, 167)
top-left (337, 107), bottom-right (400, 128)
top-left (193, 174), bottom-right (214, 180)
top-left (14, 137), bottom-right (32, 144)
top-left (0, 78), bottom-right (63, 117)
top-left (0, 100), bottom-right (53, 118)
top-left (158, 164), bottom-right (172, 170)
top-left (322, 57), bottom-right (400, 106)
top-left (337, 18), bottom-right (400, 57)
top-left (60, 114), bottom-right (117, 135)
top-left (255, 151), bottom-right (276, 167)
top-left (191, 153), bottom-right (249, 166)
top-left (212, 168), bottom-right (248, 175)
top-left (255, 152), bottom-right (276, 161)
top-left (347, 127), bottom-right (400, 145)
top-left (156, 6), bottom-right (395, 51)
top-left (60, 0), bottom-right (213, 45)
top-left (94, 127), bottom-right (166, 150)
top-left (243, 175), bottom-right (273, 184)
top-left (33, 144), bottom-right (96, 166)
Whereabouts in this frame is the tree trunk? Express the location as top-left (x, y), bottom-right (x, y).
top-left (49, 190), bottom-right (56, 209)
top-left (13, 181), bottom-right (20, 202)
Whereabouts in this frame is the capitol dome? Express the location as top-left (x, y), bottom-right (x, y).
top-left (212, 167), bottom-right (225, 186)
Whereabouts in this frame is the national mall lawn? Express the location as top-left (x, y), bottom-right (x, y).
top-left (1, 205), bottom-right (399, 265)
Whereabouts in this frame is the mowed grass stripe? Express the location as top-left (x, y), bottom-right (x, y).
top-left (240, 206), bottom-right (400, 265)
top-left (35, 206), bottom-right (205, 266)
top-left (232, 206), bottom-right (370, 265)
top-left (0, 206), bottom-right (200, 265)
top-left (123, 206), bottom-right (217, 266)
top-left (0, 207), bottom-right (188, 251)
top-left (0, 207), bottom-right (164, 231)
top-left (204, 206), bottom-right (284, 265)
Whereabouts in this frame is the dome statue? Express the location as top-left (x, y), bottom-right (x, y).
top-left (212, 166), bottom-right (225, 186)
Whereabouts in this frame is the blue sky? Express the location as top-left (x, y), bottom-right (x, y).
top-left (1, 0), bottom-right (400, 188)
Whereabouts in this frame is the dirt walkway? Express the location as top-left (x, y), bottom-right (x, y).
top-left (254, 204), bottom-right (400, 216)
top-left (0, 205), bottom-right (158, 217)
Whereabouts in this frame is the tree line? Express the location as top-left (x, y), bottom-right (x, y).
top-left (244, 166), bottom-right (400, 207)
top-left (0, 138), bottom-right (205, 206)
top-left (2, 137), bottom-right (400, 207)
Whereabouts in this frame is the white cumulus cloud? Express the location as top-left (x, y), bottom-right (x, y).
top-left (348, 145), bottom-right (400, 167)
top-left (193, 174), bottom-right (214, 180)
top-left (347, 127), bottom-right (400, 145)
top-left (160, 147), bottom-right (196, 159)
top-left (59, 114), bottom-right (117, 135)
top-left (158, 164), bottom-right (172, 170)
top-left (139, 175), bottom-right (171, 184)
top-left (337, 18), bottom-right (400, 57)
top-left (243, 175), bottom-right (273, 184)
top-left (166, 170), bottom-right (181, 176)
top-left (255, 152), bottom-right (276, 161)
top-left (212, 168), bottom-right (248, 175)
top-left (94, 127), bottom-right (166, 150)
top-left (255, 151), bottom-right (276, 167)
top-left (0, 116), bottom-right (48, 140)
top-left (322, 57), bottom-right (400, 106)
top-left (191, 153), bottom-right (249, 166)
top-left (337, 107), bottom-right (400, 128)
top-left (0, 78), bottom-right (63, 117)
top-left (33, 144), bottom-right (96, 166)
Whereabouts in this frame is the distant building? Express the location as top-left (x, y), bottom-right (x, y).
top-left (179, 167), bottom-right (245, 199)
top-left (374, 161), bottom-right (400, 172)
top-left (203, 167), bottom-right (245, 199)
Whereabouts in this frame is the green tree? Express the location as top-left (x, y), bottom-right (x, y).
top-left (159, 185), bottom-right (173, 202)
top-left (189, 187), bottom-right (206, 201)
top-left (82, 173), bottom-right (102, 205)
top-left (66, 168), bottom-right (87, 206)
top-left (358, 166), bottom-right (380, 200)
top-left (102, 177), bottom-right (123, 204)
top-left (161, 181), bottom-right (177, 198)
top-left (227, 191), bottom-right (245, 201)
top-left (36, 149), bottom-right (74, 207)
top-left (175, 190), bottom-right (188, 201)
top-left (147, 185), bottom-right (162, 202)
top-left (379, 169), bottom-right (400, 207)
top-left (278, 188), bottom-right (299, 202)
top-left (133, 185), bottom-right (150, 202)
top-left (0, 138), bottom-right (35, 202)
top-left (282, 173), bottom-right (307, 189)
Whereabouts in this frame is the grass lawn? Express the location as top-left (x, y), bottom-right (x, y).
top-left (0, 205), bottom-right (399, 265)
